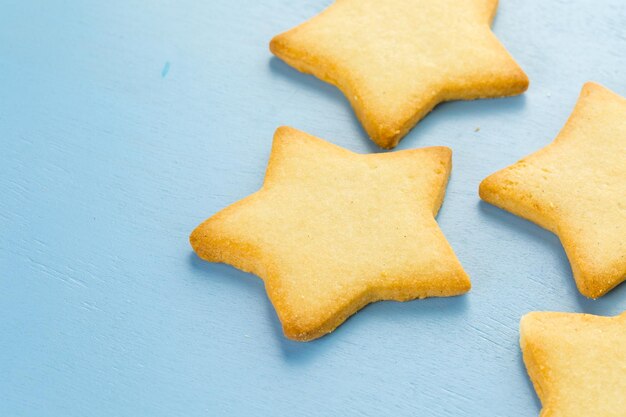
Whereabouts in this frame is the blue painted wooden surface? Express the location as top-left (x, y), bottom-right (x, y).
top-left (1, 1), bottom-right (625, 416)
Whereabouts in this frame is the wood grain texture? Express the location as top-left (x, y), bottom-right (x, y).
top-left (0, 1), bottom-right (625, 416)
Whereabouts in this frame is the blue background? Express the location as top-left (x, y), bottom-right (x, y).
top-left (1, 1), bottom-right (625, 416)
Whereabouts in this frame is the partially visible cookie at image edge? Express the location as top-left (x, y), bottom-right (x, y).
top-left (480, 82), bottom-right (626, 298)
top-left (520, 311), bottom-right (626, 417)
top-left (270, 0), bottom-right (528, 148)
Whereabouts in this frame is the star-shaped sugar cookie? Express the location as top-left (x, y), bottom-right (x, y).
top-left (270, 0), bottom-right (528, 148)
top-left (480, 83), bottom-right (626, 298)
top-left (520, 311), bottom-right (626, 417)
top-left (190, 127), bottom-right (470, 341)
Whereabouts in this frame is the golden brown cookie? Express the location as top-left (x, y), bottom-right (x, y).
top-left (270, 0), bottom-right (528, 148)
top-left (480, 82), bottom-right (626, 298)
top-left (190, 127), bottom-right (470, 341)
top-left (520, 311), bottom-right (626, 417)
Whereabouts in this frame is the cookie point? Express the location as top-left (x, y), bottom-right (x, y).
top-left (519, 312), bottom-right (544, 333)
top-left (520, 311), bottom-right (538, 323)
top-left (368, 123), bottom-right (403, 149)
top-left (433, 146), bottom-right (452, 160)
top-left (520, 76), bottom-right (530, 93)
top-left (274, 126), bottom-right (302, 143)
top-left (374, 136), bottom-right (399, 150)
top-left (582, 81), bottom-right (603, 91)
top-left (576, 282), bottom-right (604, 300)
top-left (275, 125), bottom-right (295, 136)
top-left (189, 225), bottom-right (203, 253)
top-left (579, 81), bottom-right (617, 101)
top-left (508, 67), bottom-right (530, 94)
top-left (269, 34), bottom-right (285, 55)
top-left (462, 274), bottom-right (472, 292)
top-left (478, 176), bottom-right (495, 200)
top-left (282, 322), bottom-right (320, 342)
top-left (453, 274), bottom-right (472, 295)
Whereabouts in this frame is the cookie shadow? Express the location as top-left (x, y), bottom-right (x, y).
top-left (477, 200), bottom-right (573, 284)
top-left (187, 252), bottom-right (268, 302)
top-left (189, 252), bottom-right (474, 364)
top-left (265, 302), bottom-right (338, 365)
top-left (188, 252), bottom-right (337, 362)
top-left (269, 57), bottom-right (383, 154)
top-left (479, 202), bottom-right (626, 326)
top-left (439, 93), bottom-right (527, 121)
top-left (273, 292), bottom-right (470, 365)
top-left (187, 253), bottom-right (279, 331)
top-left (270, 56), bottom-right (528, 151)
top-left (359, 292), bottom-right (469, 323)
top-left (477, 201), bottom-right (626, 313)
top-left (400, 94), bottom-right (528, 149)
top-left (478, 200), bottom-right (568, 264)
top-left (269, 56), bottom-right (344, 106)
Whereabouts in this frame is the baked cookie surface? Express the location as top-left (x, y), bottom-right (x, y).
top-left (270, 0), bottom-right (528, 148)
top-left (191, 127), bottom-right (470, 341)
top-left (480, 83), bottom-right (626, 298)
top-left (520, 311), bottom-right (626, 417)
